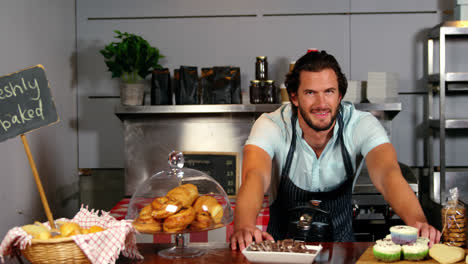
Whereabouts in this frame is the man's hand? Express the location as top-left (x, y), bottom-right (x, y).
top-left (230, 226), bottom-right (274, 251)
top-left (412, 221), bottom-right (441, 247)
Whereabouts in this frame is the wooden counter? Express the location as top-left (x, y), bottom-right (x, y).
top-left (117, 242), bottom-right (374, 264)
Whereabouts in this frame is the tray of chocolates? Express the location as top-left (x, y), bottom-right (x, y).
top-left (242, 239), bottom-right (322, 264)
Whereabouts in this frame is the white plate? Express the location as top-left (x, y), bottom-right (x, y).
top-left (242, 244), bottom-right (322, 264)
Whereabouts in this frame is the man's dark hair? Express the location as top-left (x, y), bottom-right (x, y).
top-left (285, 50), bottom-right (347, 107)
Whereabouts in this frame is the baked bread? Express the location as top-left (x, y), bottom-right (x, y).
top-left (163, 206), bottom-right (196, 233)
top-left (429, 244), bottom-right (465, 264)
top-left (133, 217), bottom-right (162, 233)
top-left (60, 222), bottom-right (82, 237)
top-left (166, 184), bottom-right (199, 208)
top-left (190, 211), bottom-right (213, 231)
top-left (150, 196), bottom-right (182, 219)
top-left (138, 204), bottom-right (154, 220)
top-left (22, 224), bottom-right (51, 240)
top-left (193, 195), bottom-right (224, 224)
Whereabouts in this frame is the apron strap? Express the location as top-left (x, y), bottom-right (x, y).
top-left (280, 114), bottom-right (297, 178)
top-left (337, 112), bottom-right (353, 177)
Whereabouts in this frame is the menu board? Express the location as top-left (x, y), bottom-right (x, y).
top-left (183, 151), bottom-right (239, 197)
top-left (0, 65), bottom-right (58, 142)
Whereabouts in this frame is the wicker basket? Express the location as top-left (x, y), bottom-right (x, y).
top-left (21, 237), bottom-right (90, 264)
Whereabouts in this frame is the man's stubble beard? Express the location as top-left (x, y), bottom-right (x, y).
top-left (298, 104), bottom-right (340, 132)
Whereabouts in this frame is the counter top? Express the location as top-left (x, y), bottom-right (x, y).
top-left (117, 242), bottom-right (373, 264)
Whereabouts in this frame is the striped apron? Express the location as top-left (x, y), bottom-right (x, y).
top-left (266, 111), bottom-right (356, 242)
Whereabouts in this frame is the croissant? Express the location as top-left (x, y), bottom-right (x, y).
top-left (133, 216), bottom-right (162, 233)
top-left (166, 183), bottom-right (199, 208)
top-left (190, 211), bottom-right (213, 231)
top-left (138, 204), bottom-right (154, 221)
top-left (151, 196), bottom-right (182, 219)
top-left (163, 206), bottom-right (196, 233)
top-left (192, 195), bottom-right (224, 224)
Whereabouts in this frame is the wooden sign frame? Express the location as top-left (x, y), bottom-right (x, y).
top-left (182, 151), bottom-right (239, 198)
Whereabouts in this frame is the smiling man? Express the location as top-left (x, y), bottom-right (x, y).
top-left (230, 50), bottom-right (440, 250)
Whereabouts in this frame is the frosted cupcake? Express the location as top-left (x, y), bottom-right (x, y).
top-left (373, 242), bottom-right (402, 262)
top-left (389, 225), bottom-right (418, 244)
top-left (415, 236), bottom-right (429, 246)
top-left (402, 242), bottom-right (429, 261)
top-left (376, 236), bottom-right (394, 245)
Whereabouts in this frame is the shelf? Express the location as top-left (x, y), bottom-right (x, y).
top-left (428, 72), bottom-right (468, 84)
top-left (428, 21), bottom-right (468, 38)
top-left (428, 118), bottom-right (468, 129)
top-left (431, 170), bottom-right (468, 204)
top-left (115, 101), bottom-right (401, 117)
top-left (115, 104), bottom-right (282, 116)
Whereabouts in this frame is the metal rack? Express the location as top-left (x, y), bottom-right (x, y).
top-left (427, 21), bottom-right (468, 204)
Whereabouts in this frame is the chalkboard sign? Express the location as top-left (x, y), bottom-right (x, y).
top-left (0, 65), bottom-right (58, 142)
top-left (183, 151), bottom-right (239, 197)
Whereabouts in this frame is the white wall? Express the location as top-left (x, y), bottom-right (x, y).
top-left (0, 0), bottom-right (77, 254)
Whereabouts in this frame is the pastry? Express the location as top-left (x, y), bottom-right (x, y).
top-left (401, 242), bottom-right (429, 261)
top-left (138, 204), bottom-right (153, 220)
top-left (389, 225), bottom-right (418, 244)
top-left (60, 222), bottom-right (81, 237)
top-left (373, 241), bottom-right (402, 262)
top-left (415, 236), bottom-right (430, 246)
top-left (150, 196), bottom-right (182, 219)
top-left (133, 217), bottom-right (162, 233)
top-left (375, 237), bottom-right (394, 245)
top-left (190, 211), bottom-right (213, 231)
top-left (429, 244), bottom-right (465, 264)
top-left (163, 206), bottom-right (196, 233)
top-left (166, 184), bottom-right (199, 207)
top-left (22, 224), bottom-right (51, 240)
top-left (192, 195), bottom-right (224, 224)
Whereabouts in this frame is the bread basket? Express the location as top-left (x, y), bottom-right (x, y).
top-left (21, 237), bottom-right (90, 264)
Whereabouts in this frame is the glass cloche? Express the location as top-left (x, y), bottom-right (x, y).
top-left (126, 151), bottom-right (234, 258)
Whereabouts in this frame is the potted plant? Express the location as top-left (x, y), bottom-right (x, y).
top-left (100, 30), bottom-right (164, 105)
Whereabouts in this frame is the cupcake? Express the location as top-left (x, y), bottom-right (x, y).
top-left (373, 242), bottom-right (402, 262)
top-left (402, 242), bottom-right (429, 261)
top-left (415, 236), bottom-right (429, 246)
top-left (376, 236), bottom-right (394, 245)
top-left (390, 225), bottom-right (418, 244)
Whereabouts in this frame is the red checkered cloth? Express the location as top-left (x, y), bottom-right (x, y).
top-left (109, 196), bottom-right (271, 243)
top-left (0, 206), bottom-right (143, 264)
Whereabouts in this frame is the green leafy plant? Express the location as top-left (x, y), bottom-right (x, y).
top-left (100, 30), bottom-right (164, 83)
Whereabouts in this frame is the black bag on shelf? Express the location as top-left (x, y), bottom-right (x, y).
top-left (151, 68), bottom-right (172, 105)
top-left (229, 67), bottom-right (242, 104)
top-left (175, 66), bottom-right (199, 105)
top-left (203, 66), bottom-right (241, 104)
top-left (200, 68), bottom-right (215, 104)
top-left (212, 66), bottom-right (232, 104)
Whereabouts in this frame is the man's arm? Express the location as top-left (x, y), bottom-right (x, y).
top-left (230, 144), bottom-right (274, 250)
top-left (365, 143), bottom-right (440, 245)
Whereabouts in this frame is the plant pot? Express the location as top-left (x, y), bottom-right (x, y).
top-left (121, 82), bottom-right (145, 106)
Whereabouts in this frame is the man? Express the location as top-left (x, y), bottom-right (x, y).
top-left (230, 50), bottom-right (440, 250)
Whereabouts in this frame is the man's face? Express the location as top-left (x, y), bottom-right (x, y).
top-left (291, 69), bottom-right (342, 132)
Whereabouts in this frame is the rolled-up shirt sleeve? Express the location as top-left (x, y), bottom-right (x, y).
top-left (245, 114), bottom-right (281, 159)
top-left (353, 113), bottom-right (390, 158)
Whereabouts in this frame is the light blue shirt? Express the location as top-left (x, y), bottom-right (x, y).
top-left (245, 101), bottom-right (389, 193)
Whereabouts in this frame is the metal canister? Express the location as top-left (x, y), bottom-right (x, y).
top-left (250, 80), bottom-right (262, 104)
top-left (255, 56), bottom-right (268, 80)
top-left (264, 80), bottom-right (276, 104)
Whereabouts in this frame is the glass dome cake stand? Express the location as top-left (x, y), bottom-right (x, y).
top-left (126, 151), bottom-right (234, 259)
